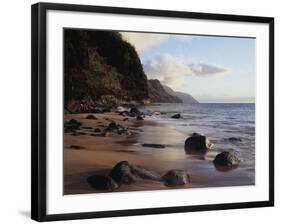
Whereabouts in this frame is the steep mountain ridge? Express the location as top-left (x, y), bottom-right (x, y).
top-left (64, 29), bottom-right (149, 112)
top-left (147, 80), bottom-right (182, 103)
top-left (163, 85), bottom-right (199, 104)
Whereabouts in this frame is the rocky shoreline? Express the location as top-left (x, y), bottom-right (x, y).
top-left (64, 107), bottom-right (242, 193)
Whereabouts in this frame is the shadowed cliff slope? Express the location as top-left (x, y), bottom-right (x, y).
top-left (64, 29), bottom-right (148, 112)
top-left (147, 79), bottom-right (182, 103)
top-left (163, 85), bottom-right (199, 104)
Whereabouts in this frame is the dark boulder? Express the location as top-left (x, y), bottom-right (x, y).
top-left (82, 126), bottom-right (92, 129)
top-left (136, 115), bottom-right (144, 120)
top-left (87, 175), bottom-right (119, 191)
top-left (162, 170), bottom-right (190, 186)
top-left (93, 128), bottom-right (101, 132)
top-left (142, 143), bottom-right (165, 149)
top-left (109, 161), bottom-right (138, 184)
top-left (70, 145), bottom-right (85, 150)
top-left (64, 119), bottom-right (82, 132)
top-left (105, 122), bottom-right (130, 135)
top-left (213, 151), bottom-right (239, 167)
top-left (228, 137), bottom-right (242, 142)
top-left (131, 166), bottom-right (161, 181)
top-left (102, 107), bottom-right (111, 113)
top-left (185, 133), bottom-right (213, 151)
top-left (90, 132), bottom-right (110, 137)
top-left (107, 122), bottom-right (119, 130)
top-left (130, 107), bottom-right (141, 115)
top-left (171, 113), bottom-right (181, 119)
top-left (86, 114), bottom-right (97, 120)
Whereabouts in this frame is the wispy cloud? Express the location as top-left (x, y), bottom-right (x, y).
top-left (121, 32), bottom-right (198, 52)
top-left (121, 32), bottom-right (167, 52)
top-left (144, 54), bottom-right (229, 90)
top-left (189, 63), bottom-right (229, 77)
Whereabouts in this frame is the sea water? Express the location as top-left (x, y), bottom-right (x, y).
top-left (138, 103), bottom-right (255, 187)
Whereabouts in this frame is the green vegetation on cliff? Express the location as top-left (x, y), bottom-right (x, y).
top-left (64, 29), bottom-right (148, 111)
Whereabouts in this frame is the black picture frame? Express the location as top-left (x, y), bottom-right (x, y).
top-left (31, 2), bottom-right (274, 222)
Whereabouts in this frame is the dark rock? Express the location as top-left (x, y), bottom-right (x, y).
top-left (105, 122), bottom-right (130, 135)
top-left (142, 144), bottom-right (165, 149)
top-left (91, 108), bottom-right (103, 113)
top-left (136, 115), bottom-right (144, 120)
top-left (131, 166), bottom-right (161, 181)
top-left (107, 122), bottom-right (118, 130)
top-left (185, 133), bottom-right (213, 151)
top-left (82, 126), bottom-right (92, 129)
top-left (171, 113), bottom-right (181, 119)
top-left (130, 107), bottom-right (141, 115)
top-left (93, 128), bottom-right (101, 132)
top-left (86, 114), bottom-right (97, 120)
top-left (123, 118), bottom-right (129, 121)
top-left (64, 119), bottom-right (82, 132)
top-left (119, 111), bottom-right (129, 116)
top-left (78, 132), bottom-right (87, 135)
top-left (228, 137), bottom-right (242, 142)
top-left (90, 132), bottom-right (109, 137)
top-left (213, 151), bottom-right (239, 167)
top-left (70, 145), bottom-right (85, 150)
top-left (162, 170), bottom-right (190, 186)
top-left (109, 161), bottom-right (138, 184)
top-left (102, 108), bottom-right (111, 113)
top-left (87, 175), bottom-right (119, 191)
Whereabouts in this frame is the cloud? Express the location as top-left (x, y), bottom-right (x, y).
top-left (121, 32), bottom-right (167, 52)
top-left (173, 34), bottom-right (200, 42)
top-left (144, 54), bottom-right (191, 89)
top-left (121, 32), bottom-right (199, 52)
top-left (144, 54), bottom-right (229, 90)
top-left (189, 63), bottom-right (229, 77)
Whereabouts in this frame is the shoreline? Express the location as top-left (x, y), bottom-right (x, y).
top-left (64, 111), bottom-right (254, 195)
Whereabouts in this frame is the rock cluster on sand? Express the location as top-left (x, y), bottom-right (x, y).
top-left (184, 133), bottom-right (240, 170)
top-left (64, 119), bottom-right (82, 132)
top-left (105, 122), bottom-right (130, 135)
top-left (120, 107), bottom-right (144, 118)
top-left (185, 133), bottom-right (214, 151)
top-left (87, 161), bottom-right (190, 191)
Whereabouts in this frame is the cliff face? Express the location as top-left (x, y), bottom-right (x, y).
top-left (64, 29), bottom-right (148, 112)
top-left (163, 85), bottom-right (199, 104)
top-left (147, 80), bottom-right (182, 103)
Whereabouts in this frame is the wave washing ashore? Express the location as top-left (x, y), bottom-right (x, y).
top-left (64, 103), bottom-right (255, 195)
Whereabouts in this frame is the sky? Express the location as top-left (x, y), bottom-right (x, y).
top-left (121, 32), bottom-right (255, 103)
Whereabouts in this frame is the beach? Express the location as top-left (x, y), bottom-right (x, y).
top-left (64, 104), bottom-right (255, 195)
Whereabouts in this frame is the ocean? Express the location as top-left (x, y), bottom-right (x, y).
top-left (137, 103), bottom-right (255, 187)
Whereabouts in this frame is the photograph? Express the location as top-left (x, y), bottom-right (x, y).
top-left (63, 29), bottom-right (256, 195)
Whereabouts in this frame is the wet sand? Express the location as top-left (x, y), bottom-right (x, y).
top-left (64, 112), bottom-right (254, 195)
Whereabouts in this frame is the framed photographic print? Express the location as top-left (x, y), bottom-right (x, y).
top-left (31, 2), bottom-right (274, 222)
